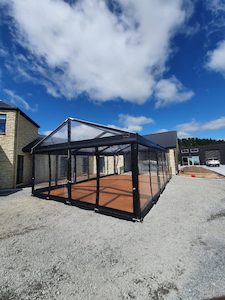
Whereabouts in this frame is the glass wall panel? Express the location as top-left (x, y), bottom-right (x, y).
top-left (138, 147), bottom-right (152, 211)
top-left (71, 152), bottom-right (97, 204)
top-left (149, 151), bottom-right (160, 197)
top-left (34, 153), bottom-right (68, 199)
top-left (99, 145), bottom-right (133, 213)
top-left (49, 154), bottom-right (68, 198)
top-left (157, 151), bottom-right (165, 189)
top-left (34, 154), bottom-right (49, 191)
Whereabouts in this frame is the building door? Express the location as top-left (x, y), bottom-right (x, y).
top-left (182, 157), bottom-right (188, 166)
top-left (188, 156), bottom-right (200, 166)
top-left (17, 155), bottom-right (24, 184)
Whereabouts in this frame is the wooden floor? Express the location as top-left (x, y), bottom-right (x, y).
top-left (46, 174), bottom-right (162, 213)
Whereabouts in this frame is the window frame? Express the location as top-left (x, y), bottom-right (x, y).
top-left (190, 148), bottom-right (199, 153)
top-left (0, 114), bottom-right (7, 134)
top-left (181, 149), bottom-right (189, 154)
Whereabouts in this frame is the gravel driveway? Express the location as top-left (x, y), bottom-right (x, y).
top-left (0, 176), bottom-right (225, 300)
top-left (203, 164), bottom-right (225, 176)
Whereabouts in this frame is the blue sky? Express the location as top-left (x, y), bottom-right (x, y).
top-left (0, 0), bottom-right (225, 139)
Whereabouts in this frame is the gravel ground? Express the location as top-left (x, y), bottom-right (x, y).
top-left (0, 176), bottom-right (225, 300)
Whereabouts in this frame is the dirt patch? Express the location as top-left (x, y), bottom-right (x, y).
top-left (0, 226), bottom-right (45, 241)
top-left (179, 166), bottom-right (225, 179)
top-left (0, 288), bottom-right (18, 300)
top-left (148, 281), bottom-right (178, 300)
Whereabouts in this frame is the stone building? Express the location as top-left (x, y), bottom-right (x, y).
top-left (0, 100), bottom-right (39, 189)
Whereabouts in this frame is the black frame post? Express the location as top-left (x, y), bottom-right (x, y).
top-left (164, 152), bottom-right (168, 182)
top-left (67, 119), bottom-right (72, 204)
top-left (131, 143), bottom-right (141, 220)
top-left (148, 150), bottom-right (153, 198)
top-left (160, 151), bottom-right (166, 187)
top-left (87, 156), bottom-right (90, 180)
top-left (32, 153), bottom-right (35, 194)
top-left (74, 154), bottom-right (77, 184)
top-left (55, 154), bottom-right (58, 187)
top-left (156, 151), bottom-right (161, 192)
top-left (96, 147), bottom-right (100, 208)
top-left (47, 153), bottom-right (51, 199)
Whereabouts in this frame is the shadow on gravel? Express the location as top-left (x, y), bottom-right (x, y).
top-left (0, 188), bottom-right (22, 197)
top-left (207, 210), bottom-right (225, 222)
top-left (0, 265), bottom-right (71, 299)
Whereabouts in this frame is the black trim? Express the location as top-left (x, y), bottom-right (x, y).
top-left (131, 143), bottom-right (141, 219)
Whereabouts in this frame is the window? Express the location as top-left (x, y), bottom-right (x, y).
top-left (190, 148), bottom-right (199, 153)
top-left (17, 155), bottom-right (24, 184)
top-left (181, 149), bottom-right (189, 154)
top-left (60, 156), bottom-right (67, 178)
top-left (82, 157), bottom-right (89, 174)
top-left (0, 114), bottom-right (6, 134)
top-left (99, 156), bottom-right (105, 174)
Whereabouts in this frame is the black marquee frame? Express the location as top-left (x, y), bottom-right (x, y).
top-left (32, 117), bottom-right (171, 221)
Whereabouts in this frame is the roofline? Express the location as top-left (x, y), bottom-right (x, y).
top-left (0, 107), bottom-right (40, 128)
top-left (145, 130), bottom-right (177, 136)
top-left (68, 117), bottom-right (133, 135)
top-left (33, 133), bottom-right (166, 154)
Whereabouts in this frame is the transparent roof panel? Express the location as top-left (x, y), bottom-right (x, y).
top-left (41, 123), bottom-right (68, 147)
top-left (35, 118), bottom-right (133, 150)
top-left (98, 144), bottom-right (131, 155)
top-left (70, 119), bottom-right (123, 142)
top-left (71, 147), bottom-right (96, 155)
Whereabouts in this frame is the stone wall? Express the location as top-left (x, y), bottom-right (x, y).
top-left (15, 112), bottom-right (38, 187)
top-left (0, 111), bottom-right (17, 189)
top-left (168, 149), bottom-right (178, 175)
top-left (0, 110), bottom-right (38, 189)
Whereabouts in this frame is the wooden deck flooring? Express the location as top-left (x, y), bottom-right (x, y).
top-left (46, 174), bottom-right (161, 213)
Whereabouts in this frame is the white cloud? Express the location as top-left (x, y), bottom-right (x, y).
top-left (177, 131), bottom-right (192, 138)
top-left (118, 114), bottom-right (154, 132)
top-left (177, 117), bottom-right (225, 137)
top-left (207, 40), bottom-right (225, 75)
top-left (3, 89), bottom-right (38, 112)
top-left (154, 76), bottom-right (194, 107)
top-left (5, 0), bottom-right (191, 104)
top-left (207, 0), bottom-right (225, 12)
top-left (206, 1), bottom-right (225, 78)
top-left (155, 128), bottom-right (169, 133)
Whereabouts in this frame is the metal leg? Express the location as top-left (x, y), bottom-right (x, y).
top-left (131, 143), bottom-right (141, 220)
